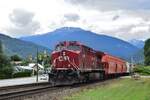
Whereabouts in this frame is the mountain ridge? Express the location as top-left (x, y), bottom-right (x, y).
top-left (0, 33), bottom-right (50, 58)
top-left (20, 27), bottom-right (141, 61)
top-left (129, 39), bottom-right (145, 49)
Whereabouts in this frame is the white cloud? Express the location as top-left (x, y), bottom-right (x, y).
top-left (4, 9), bottom-right (40, 37)
top-left (65, 0), bottom-right (150, 11)
top-left (0, 0), bottom-right (150, 41)
top-left (64, 13), bottom-right (80, 22)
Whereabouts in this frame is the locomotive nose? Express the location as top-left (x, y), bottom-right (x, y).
top-left (62, 51), bottom-right (66, 56)
top-left (59, 50), bottom-right (69, 61)
top-left (51, 49), bottom-right (79, 70)
top-left (58, 55), bottom-right (69, 62)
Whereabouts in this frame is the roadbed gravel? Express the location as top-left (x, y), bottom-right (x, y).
top-left (21, 79), bottom-right (118, 100)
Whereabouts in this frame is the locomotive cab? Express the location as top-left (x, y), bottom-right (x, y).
top-left (51, 41), bottom-right (81, 71)
top-left (49, 41), bottom-right (82, 84)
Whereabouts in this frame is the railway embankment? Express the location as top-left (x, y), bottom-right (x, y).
top-left (1, 77), bottom-right (150, 100)
top-left (65, 77), bottom-right (150, 100)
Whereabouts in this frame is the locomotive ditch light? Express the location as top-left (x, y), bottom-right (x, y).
top-left (68, 64), bottom-right (71, 67)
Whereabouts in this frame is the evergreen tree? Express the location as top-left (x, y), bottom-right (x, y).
top-left (144, 39), bottom-right (150, 66)
top-left (11, 54), bottom-right (22, 61)
top-left (0, 41), bottom-right (13, 79)
top-left (0, 40), bottom-right (2, 53)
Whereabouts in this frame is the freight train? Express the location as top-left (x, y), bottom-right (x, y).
top-left (48, 41), bottom-right (130, 84)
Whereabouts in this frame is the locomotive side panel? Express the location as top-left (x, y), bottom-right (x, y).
top-left (80, 46), bottom-right (99, 71)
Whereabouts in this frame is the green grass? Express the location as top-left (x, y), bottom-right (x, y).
top-left (65, 78), bottom-right (150, 100)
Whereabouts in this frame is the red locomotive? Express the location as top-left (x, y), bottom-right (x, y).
top-left (49, 41), bottom-right (130, 84)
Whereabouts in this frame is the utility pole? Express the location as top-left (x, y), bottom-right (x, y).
top-left (130, 56), bottom-right (134, 75)
top-left (36, 48), bottom-right (39, 83)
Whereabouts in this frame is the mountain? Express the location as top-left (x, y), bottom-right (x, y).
top-left (20, 27), bottom-right (140, 61)
top-left (129, 39), bottom-right (145, 49)
top-left (131, 49), bottom-right (144, 64)
top-left (128, 39), bottom-right (145, 64)
top-left (0, 33), bottom-right (50, 58)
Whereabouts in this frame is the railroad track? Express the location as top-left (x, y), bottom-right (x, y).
top-left (0, 79), bottom-right (114, 100)
top-left (0, 82), bottom-right (53, 100)
top-left (0, 82), bottom-right (79, 100)
top-left (0, 82), bottom-right (51, 94)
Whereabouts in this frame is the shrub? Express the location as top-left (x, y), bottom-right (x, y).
top-left (144, 39), bottom-right (150, 66)
top-left (0, 40), bottom-right (13, 79)
top-left (0, 54), bottom-right (13, 79)
top-left (13, 71), bottom-right (32, 78)
top-left (134, 65), bottom-right (150, 75)
top-left (11, 54), bottom-right (22, 61)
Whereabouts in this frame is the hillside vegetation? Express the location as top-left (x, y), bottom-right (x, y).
top-left (144, 38), bottom-right (150, 65)
top-left (0, 34), bottom-right (50, 58)
top-left (0, 40), bottom-right (13, 79)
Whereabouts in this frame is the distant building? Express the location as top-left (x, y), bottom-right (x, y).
top-left (11, 61), bottom-right (22, 66)
top-left (13, 63), bottom-right (44, 75)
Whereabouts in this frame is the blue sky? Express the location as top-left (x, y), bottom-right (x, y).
top-left (0, 0), bottom-right (150, 41)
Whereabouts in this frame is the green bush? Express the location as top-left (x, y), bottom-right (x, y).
top-left (0, 54), bottom-right (13, 79)
top-left (0, 40), bottom-right (13, 79)
top-left (11, 54), bottom-right (22, 61)
top-left (13, 71), bottom-right (32, 78)
top-left (134, 66), bottom-right (150, 75)
top-left (144, 39), bottom-right (150, 66)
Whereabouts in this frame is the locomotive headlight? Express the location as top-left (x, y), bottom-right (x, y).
top-left (63, 51), bottom-right (66, 56)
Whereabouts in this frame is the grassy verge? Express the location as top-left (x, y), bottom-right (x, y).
top-left (65, 78), bottom-right (150, 100)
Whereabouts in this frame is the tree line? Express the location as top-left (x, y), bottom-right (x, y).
top-left (0, 40), bottom-right (13, 79)
top-left (144, 38), bottom-right (150, 66)
top-left (0, 40), bottom-right (51, 79)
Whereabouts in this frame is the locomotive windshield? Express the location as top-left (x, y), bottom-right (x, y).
top-left (55, 45), bottom-right (80, 51)
top-left (55, 45), bottom-right (65, 51)
top-left (67, 45), bottom-right (80, 51)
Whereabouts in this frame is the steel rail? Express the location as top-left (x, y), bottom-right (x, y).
top-left (0, 85), bottom-right (55, 100)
